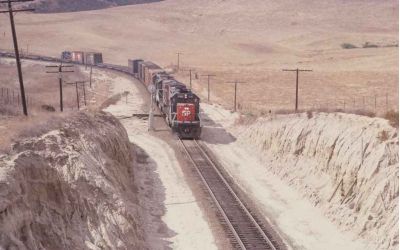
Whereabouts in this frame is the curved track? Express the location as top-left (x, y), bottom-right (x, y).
top-left (180, 139), bottom-right (280, 250)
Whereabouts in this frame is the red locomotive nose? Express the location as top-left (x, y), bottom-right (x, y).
top-left (177, 103), bottom-right (196, 122)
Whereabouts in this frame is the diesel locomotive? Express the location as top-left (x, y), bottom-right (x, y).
top-left (134, 60), bottom-right (202, 139)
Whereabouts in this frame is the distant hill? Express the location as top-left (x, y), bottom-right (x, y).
top-left (28, 0), bottom-right (163, 13)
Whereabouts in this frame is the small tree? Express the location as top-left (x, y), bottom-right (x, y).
top-left (341, 43), bottom-right (358, 49)
top-left (384, 110), bottom-right (399, 128)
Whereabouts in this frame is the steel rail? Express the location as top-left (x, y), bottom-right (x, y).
top-left (180, 139), bottom-right (277, 250)
top-left (194, 139), bottom-right (277, 249)
top-left (179, 138), bottom-right (247, 249)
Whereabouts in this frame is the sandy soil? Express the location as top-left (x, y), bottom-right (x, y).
top-left (0, 0), bottom-right (397, 114)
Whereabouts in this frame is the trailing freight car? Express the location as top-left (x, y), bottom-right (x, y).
top-left (128, 59), bottom-right (143, 75)
top-left (61, 51), bottom-right (72, 61)
top-left (138, 61), bottom-right (148, 82)
top-left (71, 51), bottom-right (85, 64)
top-left (138, 61), bottom-right (163, 86)
top-left (85, 52), bottom-right (103, 65)
top-left (144, 63), bottom-right (164, 86)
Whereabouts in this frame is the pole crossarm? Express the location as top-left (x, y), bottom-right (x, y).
top-left (0, 0), bottom-right (34, 3)
top-left (282, 69), bottom-right (313, 72)
top-left (0, 8), bottom-right (34, 13)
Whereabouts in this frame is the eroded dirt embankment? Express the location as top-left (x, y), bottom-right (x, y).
top-left (234, 112), bottom-right (399, 249)
top-left (0, 112), bottom-right (146, 249)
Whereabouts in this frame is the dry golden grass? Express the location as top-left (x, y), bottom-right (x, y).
top-left (0, 58), bottom-right (114, 152)
top-left (0, 0), bottom-right (397, 130)
top-left (384, 110), bottom-right (399, 127)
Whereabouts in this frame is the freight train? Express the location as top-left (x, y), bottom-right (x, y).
top-left (133, 60), bottom-right (202, 139)
top-left (0, 50), bottom-right (201, 139)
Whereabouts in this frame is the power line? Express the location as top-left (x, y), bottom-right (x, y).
top-left (0, 0), bottom-right (35, 116)
top-left (46, 64), bottom-right (74, 112)
top-left (282, 68), bottom-right (313, 112)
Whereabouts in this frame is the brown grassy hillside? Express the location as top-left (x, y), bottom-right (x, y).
top-left (0, 0), bottom-right (397, 113)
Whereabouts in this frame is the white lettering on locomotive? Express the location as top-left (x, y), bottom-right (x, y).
top-left (182, 107), bottom-right (191, 116)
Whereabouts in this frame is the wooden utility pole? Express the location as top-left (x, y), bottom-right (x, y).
top-left (226, 80), bottom-right (246, 112)
top-left (282, 68), bottom-right (313, 112)
top-left (176, 52), bottom-right (183, 71)
top-left (182, 68), bottom-right (194, 89)
top-left (201, 74), bottom-right (216, 102)
top-left (0, 0), bottom-right (35, 116)
top-left (46, 64), bottom-right (74, 112)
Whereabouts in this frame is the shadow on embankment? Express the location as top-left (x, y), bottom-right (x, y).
top-left (133, 144), bottom-right (176, 249)
top-left (199, 110), bottom-right (237, 145)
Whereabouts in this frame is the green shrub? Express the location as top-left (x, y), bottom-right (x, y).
top-left (384, 110), bottom-right (399, 128)
top-left (363, 42), bottom-right (379, 48)
top-left (341, 43), bottom-right (358, 49)
top-left (378, 130), bottom-right (389, 142)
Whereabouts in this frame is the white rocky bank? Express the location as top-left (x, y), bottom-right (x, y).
top-left (233, 112), bottom-right (398, 249)
top-left (0, 112), bottom-right (145, 249)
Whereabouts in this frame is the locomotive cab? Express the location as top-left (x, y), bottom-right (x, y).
top-left (170, 92), bottom-right (201, 139)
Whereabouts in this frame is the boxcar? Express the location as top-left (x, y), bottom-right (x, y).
top-left (86, 52), bottom-right (103, 65)
top-left (71, 51), bottom-right (85, 64)
top-left (61, 51), bottom-right (72, 61)
top-left (145, 63), bottom-right (163, 86)
top-left (128, 59), bottom-right (144, 75)
top-left (138, 61), bottom-right (149, 82)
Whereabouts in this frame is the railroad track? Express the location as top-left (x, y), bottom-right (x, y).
top-left (180, 139), bottom-right (281, 250)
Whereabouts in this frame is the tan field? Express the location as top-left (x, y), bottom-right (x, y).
top-left (0, 59), bottom-right (111, 152)
top-left (0, 0), bottom-right (398, 113)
